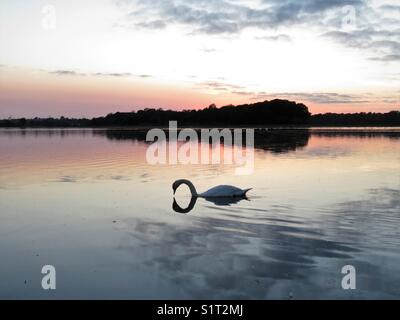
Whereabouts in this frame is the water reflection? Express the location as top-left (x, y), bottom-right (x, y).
top-left (173, 197), bottom-right (198, 214)
top-left (123, 208), bottom-right (356, 299)
top-left (122, 187), bottom-right (400, 299)
top-left (95, 128), bottom-right (312, 154)
top-left (1, 127), bottom-right (399, 154)
top-left (173, 195), bottom-right (249, 214)
top-left (0, 128), bottom-right (399, 299)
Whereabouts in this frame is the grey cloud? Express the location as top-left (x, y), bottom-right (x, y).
top-left (135, 20), bottom-right (167, 29)
top-left (256, 34), bottom-right (292, 42)
top-left (197, 78), bottom-right (374, 104)
top-left (120, 0), bottom-right (364, 35)
top-left (250, 92), bottom-right (370, 104)
top-left (197, 79), bottom-right (376, 104)
top-left (231, 91), bottom-right (254, 96)
top-left (118, 0), bottom-right (398, 65)
top-left (197, 81), bottom-right (245, 91)
top-left (197, 77), bottom-right (397, 105)
top-left (50, 70), bottom-right (152, 78)
top-left (369, 40), bottom-right (400, 52)
top-left (379, 5), bottom-right (400, 12)
top-left (58, 175), bottom-right (78, 183)
top-left (370, 54), bottom-right (400, 62)
top-left (93, 72), bottom-right (133, 77)
top-left (324, 29), bottom-right (400, 46)
top-left (51, 70), bottom-right (86, 76)
top-left (323, 28), bottom-right (400, 62)
top-left (323, 30), bottom-right (363, 45)
top-left (201, 48), bottom-right (217, 53)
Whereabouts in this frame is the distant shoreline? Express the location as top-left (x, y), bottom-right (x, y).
top-left (1, 99), bottom-right (399, 128)
top-left (1, 125), bottom-right (400, 130)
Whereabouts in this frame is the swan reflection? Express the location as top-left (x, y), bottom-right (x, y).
top-left (172, 196), bottom-right (249, 214)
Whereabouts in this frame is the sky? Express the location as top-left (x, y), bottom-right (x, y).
top-left (0, 0), bottom-right (399, 118)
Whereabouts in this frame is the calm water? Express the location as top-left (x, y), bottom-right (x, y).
top-left (0, 128), bottom-right (399, 299)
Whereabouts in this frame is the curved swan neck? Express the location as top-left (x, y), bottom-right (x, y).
top-left (177, 179), bottom-right (198, 197)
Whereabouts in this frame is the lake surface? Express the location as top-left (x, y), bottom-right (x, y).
top-left (0, 128), bottom-right (399, 299)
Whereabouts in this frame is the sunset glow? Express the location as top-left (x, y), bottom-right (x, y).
top-left (0, 0), bottom-right (399, 117)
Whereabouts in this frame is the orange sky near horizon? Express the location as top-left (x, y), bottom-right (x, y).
top-left (0, 1), bottom-right (399, 118)
top-left (0, 68), bottom-right (398, 118)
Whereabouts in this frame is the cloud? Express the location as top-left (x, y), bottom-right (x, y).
top-left (196, 81), bottom-right (245, 91)
top-left (196, 78), bottom-right (375, 104)
top-left (320, 1), bottom-right (400, 63)
top-left (253, 92), bottom-right (370, 104)
top-left (256, 34), bottom-right (292, 42)
top-left (370, 40), bottom-right (400, 52)
top-left (323, 26), bottom-right (400, 62)
top-left (201, 48), bottom-right (217, 53)
top-left (117, 0), bottom-right (399, 66)
top-left (194, 76), bottom-right (392, 105)
top-left (50, 70), bottom-right (86, 76)
top-left (57, 175), bottom-right (78, 183)
top-left (369, 54), bottom-right (400, 62)
top-left (195, 78), bottom-right (383, 104)
top-left (379, 4), bottom-right (400, 13)
top-left (93, 72), bottom-right (133, 77)
top-left (230, 90), bottom-right (254, 96)
top-left (135, 20), bottom-right (167, 29)
top-left (323, 29), bottom-right (400, 48)
top-left (118, 0), bottom-right (364, 35)
top-left (247, 91), bottom-right (399, 105)
top-left (49, 70), bottom-right (152, 78)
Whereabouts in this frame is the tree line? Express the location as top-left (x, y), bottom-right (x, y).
top-left (0, 99), bottom-right (399, 127)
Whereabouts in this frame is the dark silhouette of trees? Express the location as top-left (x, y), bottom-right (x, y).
top-left (310, 111), bottom-right (400, 126)
top-left (0, 117), bottom-right (91, 128)
top-left (0, 100), bottom-right (398, 127)
top-left (91, 99), bottom-right (311, 126)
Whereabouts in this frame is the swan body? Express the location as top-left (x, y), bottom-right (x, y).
top-left (199, 185), bottom-right (251, 197)
top-left (172, 179), bottom-right (251, 198)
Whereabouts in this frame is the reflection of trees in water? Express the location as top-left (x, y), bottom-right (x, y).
top-left (310, 131), bottom-right (400, 140)
top-left (97, 129), bottom-right (312, 154)
top-left (118, 188), bottom-right (400, 299)
top-left (254, 130), bottom-right (310, 153)
top-left (97, 129), bottom-right (149, 142)
top-left (96, 129), bottom-right (400, 154)
top-left (0, 128), bottom-right (93, 138)
top-left (2, 129), bottom-right (398, 153)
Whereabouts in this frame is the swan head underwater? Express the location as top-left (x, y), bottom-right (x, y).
top-left (172, 179), bottom-right (251, 198)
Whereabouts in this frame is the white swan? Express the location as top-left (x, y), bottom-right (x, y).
top-left (172, 179), bottom-right (252, 198)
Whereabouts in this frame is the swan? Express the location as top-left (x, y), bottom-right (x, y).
top-left (172, 179), bottom-right (252, 198)
top-left (173, 194), bottom-right (248, 214)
